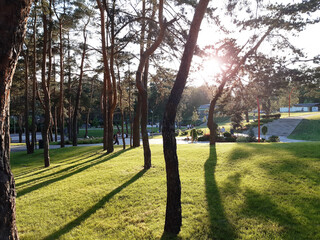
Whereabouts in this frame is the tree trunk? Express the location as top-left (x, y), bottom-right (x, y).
top-left (132, 95), bottom-right (141, 147)
top-left (31, 4), bottom-right (37, 152)
top-left (41, 13), bottom-right (50, 167)
top-left (245, 111), bottom-right (249, 123)
top-left (0, 0), bottom-right (33, 238)
top-left (67, 32), bottom-right (73, 141)
top-left (18, 116), bottom-right (23, 143)
top-left (23, 49), bottom-right (32, 154)
top-left (72, 20), bottom-right (88, 146)
top-left (162, 0), bottom-right (209, 234)
top-left (207, 97), bottom-right (219, 145)
top-left (59, 20), bottom-right (65, 148)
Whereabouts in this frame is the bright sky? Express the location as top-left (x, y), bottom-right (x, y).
top-left (188, 1), bottom-right (320, 87)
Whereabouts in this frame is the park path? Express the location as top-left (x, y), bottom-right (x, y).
top-left (247, 113), bottom-right (319, 142)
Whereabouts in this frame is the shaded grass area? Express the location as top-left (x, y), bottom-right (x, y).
top-left (288, 113), bottom-right (320, 141)
top-left (11, 142), bottom-right (320, 239)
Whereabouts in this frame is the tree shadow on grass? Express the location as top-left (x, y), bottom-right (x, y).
top-left (16, 151), bottom-right (104, 188)
top-left (17, 148), bottom-right (132, 198)
top-left (43, 169), bottom-right (147, 240)
top-left (205, 146), bottom-right (236, 239)
top-left (13, 147), bottom-right (102, 179)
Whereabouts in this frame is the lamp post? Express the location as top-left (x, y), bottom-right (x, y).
top-left (288, 87), bottom-right (295, 117)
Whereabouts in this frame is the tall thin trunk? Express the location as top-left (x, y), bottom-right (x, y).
top-left (132, 95), bottom-right (141, 147)
top-left (18, 116), bottom-right (23, 143)
top-left (23, 49), bottom-right (32, 153)
top-left (0, 1), bottom-right (33, 238)
top-left (53, 60), bottom-right (58, 142)
top-left (97, 0), bottom-right (114, 152)
top-left (41, 12), bottom-right (50, 167)
top-left (67, 32), bottom-right (72, 141)
top-left (59, 20), bottom-right (65, 147)
top-left (162, 0), bottom-right (209, 234)
top-left (116, 62), bottom-right (125, 149)
top-left (72, 19), bottom-right (89, 146)
top-left (31, 4), bottom-right (37, 152)
top-left (85, 78), bottom-right (94, 138)
top-left (135, 0), bottom-right (168, 168)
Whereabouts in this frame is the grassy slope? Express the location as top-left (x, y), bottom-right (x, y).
top-left (288, 113), bottom-right (320, 141)
top-left (11, 143), bottom-right (320, 240)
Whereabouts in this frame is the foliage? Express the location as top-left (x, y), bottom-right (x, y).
top-left (190, 128), bottom-right (198, 142)
top-left (268, 135), bottom-right (280, 142)
top-left (262, 126), bottom-right (268, 136)
top-left (247, 127), bottom-right (257, 142)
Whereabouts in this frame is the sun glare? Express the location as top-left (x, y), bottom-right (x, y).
top-left (203, 58), bottom-right (222, 77)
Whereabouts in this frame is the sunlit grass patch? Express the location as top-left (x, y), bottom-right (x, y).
top-left (11, 142), bottom-right (320, 239)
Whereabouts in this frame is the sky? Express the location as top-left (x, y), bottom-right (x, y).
top-left (187, 1), bottom-right (320, 87)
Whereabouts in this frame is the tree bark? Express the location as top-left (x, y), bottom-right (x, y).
top-left (162, 0), bottom-right (209, 234)
top-left (41, 12), bottom-right (50, 167)
top-left (72, 19), bottom-right (89, 146)
top-left (58, 20), bottom-right (65, 148)
top-left (31, 4), bottom-right (37, 152)
top-left (0, 0), bottom-right (33, 238)
top-left (132, 95), bottom-right (141, 147)
top-left (23, 49), bottom-right (33, 153)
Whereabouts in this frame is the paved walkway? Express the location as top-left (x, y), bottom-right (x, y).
top-left (246, 113), bottom-right (320, 142)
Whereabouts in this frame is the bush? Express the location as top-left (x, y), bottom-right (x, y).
top-left (268, 135), bottom-right (280, 142)
top-left (223, 132), bottom-right (232, 138)
top-left (198, 134), bottom-right (210, 141)
top-left (247, 128), bottom-right (257, 142)
top-left (225, 136), bottom-right (237, 142)
top-left (190, 129), bottom-right (198, 142)
top-left (196, 129), bottom-right (203, 135)
top-left (262, 126), bottom-right (268, 136)
top-left (180, 131), bottom-right (188, 136)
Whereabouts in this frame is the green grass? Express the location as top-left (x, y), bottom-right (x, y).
top-left (78, 127), bottom-right (159, 138)
top-left (11, 143), bottom-right (320, 239)
top-left (288, 113), bottom-right (320, 141)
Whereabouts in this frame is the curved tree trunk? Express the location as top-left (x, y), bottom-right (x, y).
top-left (162, 0), bottom-right (209, 234)
top-left (0, 0), bottom-right (33, 238)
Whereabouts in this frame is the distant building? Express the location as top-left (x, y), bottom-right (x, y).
top-left (280, 103), bottom-right (320, 112)
top-left (198, 104), bottom-right (210, 121)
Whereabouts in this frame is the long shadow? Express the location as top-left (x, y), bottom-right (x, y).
top-left (14, 148), bottom-right (101, 179)
top-left (17, 148), bottom-right (131, 198)
top-left (16, 151), bottom-right (104, 187)
top-left (205, 146), bottom-right (236, 239)
top-left (43, 169), bottom-right (147, 240)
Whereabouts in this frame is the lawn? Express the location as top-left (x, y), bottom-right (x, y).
top-left (11, 143), bottom-right (320, 239)
top-left (288, 113), bottom-right (320, 141)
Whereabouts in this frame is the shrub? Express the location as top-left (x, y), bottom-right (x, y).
top-left (248, 128), bottom-right (257, 142)
top-left (198, 134), bottom-right (210, 141)
top-left (180, 131), bottom-right (188, 136)
top-left (268, 135), bottom-right (280, 142)
top-left (262, 126), bottom-right (268, 136)
top-left (190, 129), bottom-right (198, 142)
top-left (223, 131), bottom-right (232, 138)
top-left (196, 129), bottom-right (203, 135)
